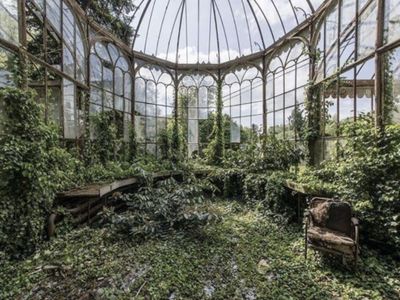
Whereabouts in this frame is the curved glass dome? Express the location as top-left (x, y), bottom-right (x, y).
top-left (131, 0), bottom-right (324, 64)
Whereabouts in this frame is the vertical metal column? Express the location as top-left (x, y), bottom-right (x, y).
top-left (375, 0), bottom-right (385, 129)
top-left (18, 0), bottom-right (28, 88)
top-left (262, 55), bottom-right (267, 136)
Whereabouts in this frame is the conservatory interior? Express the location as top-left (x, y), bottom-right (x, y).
top-left (0, 0), bottom-right (400, 298)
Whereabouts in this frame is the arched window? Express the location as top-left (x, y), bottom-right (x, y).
top-left (179, 73), bottom-right (216, 156)
top-left (223, 66), bottom-right (263, 144)
top-left (134, 64), bottom-right (174, 156)
top-left (266, 42), bottom-right (309, 141)
top-left (90, 41), bottom-right (132, 141)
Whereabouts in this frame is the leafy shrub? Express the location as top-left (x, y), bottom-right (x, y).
top-left (223, 136), bottom-right (303, 172)
top-left (0, 88), bottom-right (80, 258)
top-left (243, 173), bottom-right (270, 202)
top-left (102, 176), bottom-right (220, 238)
top-left (297, 118), bottom-right (400, 250)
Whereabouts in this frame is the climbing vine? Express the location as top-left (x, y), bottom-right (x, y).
top-left (205, 79), bottom-right (225, 165)
top-left (0, 88), bottom-right (79, 258)
top-left (91, 110), bottom-right (121, 164)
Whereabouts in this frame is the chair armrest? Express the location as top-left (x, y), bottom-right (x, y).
top-left (351, 217), bottom-right (359, 226)
top-left (304, 210), bottom-right (312, 227)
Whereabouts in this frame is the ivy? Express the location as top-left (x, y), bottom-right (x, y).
top-left (91, 110), bottom-right (121, 164)
top-left (0, 88), bottom-right (80, 258)
top-left (205, 79), bottom-right (225, 165)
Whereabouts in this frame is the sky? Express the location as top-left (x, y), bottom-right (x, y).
top-left (130, 0), bottom-right (324, 64)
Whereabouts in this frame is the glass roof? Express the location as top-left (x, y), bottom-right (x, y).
top-left (131, 0), bottom-right (324, 64)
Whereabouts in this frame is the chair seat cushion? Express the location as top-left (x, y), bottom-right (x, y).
top-left (308, 226), bottom-right (356, 255)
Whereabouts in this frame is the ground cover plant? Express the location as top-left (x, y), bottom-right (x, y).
top-left (1, 200), bottom-right (399, 299)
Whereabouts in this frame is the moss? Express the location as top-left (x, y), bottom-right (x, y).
top-left (1, 200), bottom-right (399, 299)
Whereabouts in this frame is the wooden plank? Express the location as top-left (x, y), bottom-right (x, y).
top-left (57, 170), bottom-right (204, 201)
top-left (57, 177), bottom-right (139, 200)
top-left (57, 184), bottom-right (103, 199)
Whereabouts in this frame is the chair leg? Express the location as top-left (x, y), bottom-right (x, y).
top-left (354, 247), bottom-right (358, 268)
top-left (304, 236), bottom-right (308, 260)
top-left (304, 222), bottom-right (308, 260)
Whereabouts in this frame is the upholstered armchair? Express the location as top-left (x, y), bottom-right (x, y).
top-left (304, 197), bottom-right (359, 265)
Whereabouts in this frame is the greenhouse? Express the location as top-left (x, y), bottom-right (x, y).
top-left (0, 0), bottom-right (400, 298)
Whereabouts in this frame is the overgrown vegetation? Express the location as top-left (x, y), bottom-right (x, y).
top-left (0, 89), bottom-right (175, 259)
top-left (1, 201), bottom-right (399, 299)
top-left (0, 88), bottom-right (78, 258)
top-left (92, 110), bottom-right (120, 164)
top-left (102, 176), bottom-right (219, 238)
top-left (295, 118), bottom-right (400, 251)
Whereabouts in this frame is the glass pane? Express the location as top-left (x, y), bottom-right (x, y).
top-left (103, 66), bottom-right (113, 91)
top-left (47, 0), bottom-right (61, 34)
top-left (146, 104), bottom-right (156, 116)
top-left (135, 78), bottom-right (146, 102)
top-left (104, 91), bottom-right (113, 108)
top-left (358, 2), bottom-right (377, 59)
top-left (384, 47), bottom-right (400, 124)
top-left (90, 54), bottom-right (102, 85)
top-left (199, 87), bottom-right (208, 107)
top-left (135, 102), bottom-right (146, 116)
top-left (0, 0), bottom-right (19, 44)
top-left (356, 59), bottom-right (375, 120)
top-left (48, 85), bottom-right (61, 125)
top-left (230, 118), bottom-right (240, 143)
top-left (384, 0), bottom-right (400, 44)
top-left (285, 107), bottom-right (295, 139)
top-left (90, 87), bottom-right (102, 106)
top-left (267, 112), bottom-right (274, 134)
top-left (63, 79), bottom-right (76, 139)
top-left (251, 115), bottom-right (263, 135)
top-left (124, 73), bottom-right (132, 99)
top-left (241, 103), bottom-right (251, 117)
top-left (146, 81), bottom-right (156, 104)
top-left (275, 110), bottom-right (284, 139)
top-left (135, 115), bottom-right (146, 142)
top-left (63, 45), bottom-right (74, 78)
top-left (157, 105), bottom-right (166, 117)
top-left (324, 95), bottom-right (337, 136)
top-left (124, 113), bottom-right (131, 142)
top-left (146, 117), bottom-right (156, 142)
top-left (115, 68), bottom-right (124, 96)
top-left (0, 47), bottom-right (16, 88)
top-left (62, 5), bottom-right (75, 47)
top-left (115, 96), bottom-right (124, 111)
top-left (188, 119), bottom-right (198, 143)
top-left (241, 81), bottom-right (251, 104)
top-left (156, 84), bottom-right (166, 105)
top-left (251, 101), bottom-right (263, 115)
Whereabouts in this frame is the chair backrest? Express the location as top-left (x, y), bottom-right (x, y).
top-left (310, 197), bottom-right (352, 236)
